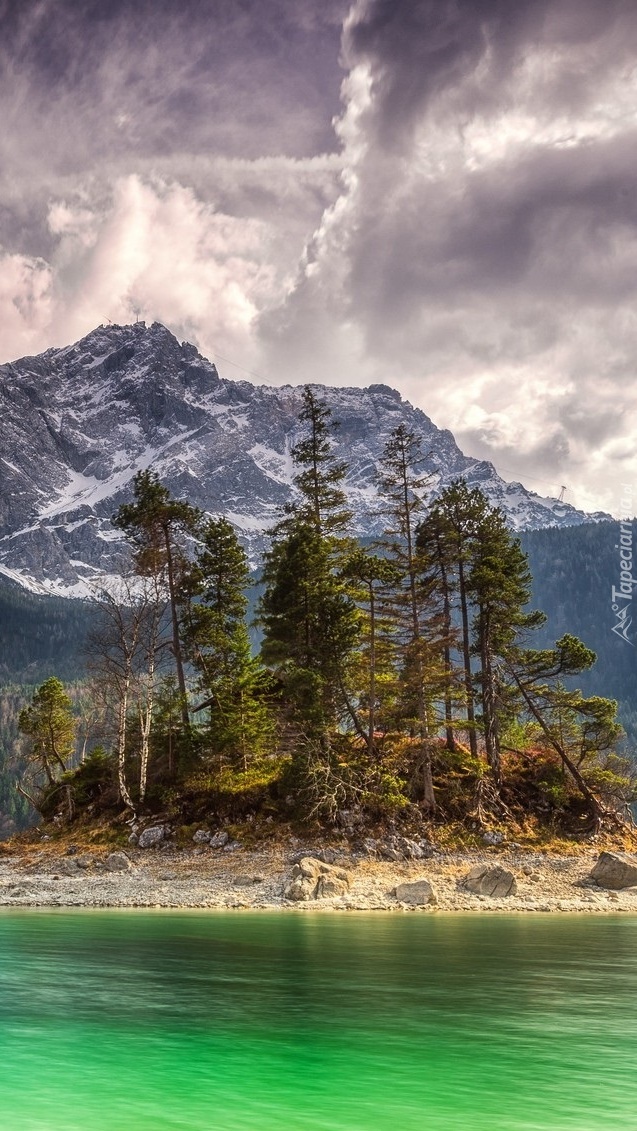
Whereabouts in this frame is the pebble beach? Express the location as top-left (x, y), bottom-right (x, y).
top-left (0, 837), bottom-right (636, 913)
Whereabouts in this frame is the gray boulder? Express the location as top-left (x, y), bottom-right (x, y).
top-left (463, 864), bottom-right (517, 898)
top-left (192, 829), bottom-right (211, 844)
top-left (209, 831), bottom-right (229, 849)
top-left (482, 831), bottom-right (505, 846)
top-left (312, 847), bottom-right (341, 865)
top-left (393, 879), bottom-right (436, 906)
top-left (378, 835), bottom-right (434, 861)
top-left (105, 852), bottom-right (132, 872)
top-left (285, 877), bottom-right (313, 901)
top-left (57, 858), bottom-right (81, 876)
top-left (590, 851), bottom-right (637, 890)
top-left (138, 825), bottom-right (166, 849)
top-left (284, 856), bottom-right (352, 901)
top-left (316, 873), bottom-right (350, 898)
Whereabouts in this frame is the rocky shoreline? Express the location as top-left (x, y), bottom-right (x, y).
top-left (1, 836), bottom-right (636, 913)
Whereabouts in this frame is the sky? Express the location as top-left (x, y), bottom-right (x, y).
top-left (1, 0), bottom-right (636, 515)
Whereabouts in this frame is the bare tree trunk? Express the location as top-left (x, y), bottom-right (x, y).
top-left (436, 539), bottom-right (456, 753)
top-left (16, 781), bottom-right (41, 811)
top-left (163, 523), bottom-right (189, 731)
top-left (138, 665), bottom-right (154, 804)
top-left (458, 557), bottom-right (478, 758)
top-left (480, 612), bottom-right (500, 784)
top-left (117, 678), bottom-right (135, 811)
top-left (368, 582), bottom-right (376, 759)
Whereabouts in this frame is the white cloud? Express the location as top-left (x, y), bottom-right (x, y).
top-left (0, 174), bottom-right (286, 368)
top-left (0, 251), bottom-right (52, 358)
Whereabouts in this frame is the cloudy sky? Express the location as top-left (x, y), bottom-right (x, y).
top-left (1, 0), bottom-right (636, 514)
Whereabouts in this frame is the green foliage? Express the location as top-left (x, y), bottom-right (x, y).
top-left (520, 520), bottom-right (637, 746)
top-left (375, 426), bottom-right (439, 809)
top-left (113, 469), bottom-right (202, 577)
top-left (113, 469), bottom-right (202, 731)
top-left (259, 390), bottom-right (361, 747)
top-left (60, 747), bottom-right (115, 808)
top-left (185, 517), bottom-right (276, 769)
top-left (290, 387), bottom-right (352, 534)
top-left (19, 677), bottom-right (77, 786)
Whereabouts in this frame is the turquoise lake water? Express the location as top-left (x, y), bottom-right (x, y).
top-left (0, 911), bottom-right (635, 1130)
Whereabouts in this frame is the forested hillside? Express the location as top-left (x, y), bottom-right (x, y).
top-left (521, 522), bottom-right (637, 746)
top-left (0, 581), bottom-right (96, 831)
top-left (0, 579), bottom-right (94, 683)
top-left (0, 416), bottom-right (633, 841)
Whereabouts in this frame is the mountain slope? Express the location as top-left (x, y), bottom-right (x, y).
top-left (0, 321), bottom-right (606, 595)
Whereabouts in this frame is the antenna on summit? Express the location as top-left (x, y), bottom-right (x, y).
top-left (558, 485), bottom-right (567, 503)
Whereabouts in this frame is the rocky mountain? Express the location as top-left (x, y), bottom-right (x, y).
top-left (0, 321), bottom-right (607, 596)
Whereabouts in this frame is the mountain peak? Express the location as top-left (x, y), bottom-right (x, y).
top-left (0, 325), bottom-right (607, 596)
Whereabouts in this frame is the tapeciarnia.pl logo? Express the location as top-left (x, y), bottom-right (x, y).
top-left (611, 484), bottom-right (635, 645)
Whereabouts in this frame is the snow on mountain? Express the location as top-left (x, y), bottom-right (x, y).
top-left (0, 321), bottom-right (607, 596)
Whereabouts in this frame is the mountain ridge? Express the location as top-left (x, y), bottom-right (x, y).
top-left (0, 321), bottom-right (607, 596)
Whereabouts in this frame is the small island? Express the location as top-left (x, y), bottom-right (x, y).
top-left (4, 388), bottom-right (635, 910)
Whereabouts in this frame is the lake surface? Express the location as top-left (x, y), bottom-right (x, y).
top-left (0, 911), bottom-right (635, 1130)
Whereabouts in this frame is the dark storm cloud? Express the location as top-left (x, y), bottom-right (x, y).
top-left (347, 131), bottom-right (637, 335)
top-left (0, 0), bottom-right (348, 263)
top-left (343, 0), bottom-right (632, 146)
top-left (257, 0), bottom-right (637, 509)
top-left (1, 0), bottom-right (346, 168)
top-left (336, 0), bottom-right (637, 367)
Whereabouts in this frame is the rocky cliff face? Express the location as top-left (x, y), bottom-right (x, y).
top-left (0, 321), bottom-right (606, 595)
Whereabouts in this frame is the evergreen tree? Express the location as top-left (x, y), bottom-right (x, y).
top-left (506, 634), bottom-right (624, 829)
top-left (422, 481), bottom-right (492, 759)
top-left (415, 509), bottom-right (463, 753)
top-left (376, 425), bottom-right (437, 811)
top-left (184, 517), bottom-right (275, 769)
top-left (259, 389), bottom-right (359, 783)
top-left (340, 548), bottom-right (401, 757)
top-left (18, 678), bottom-right (76, 813)
top-left (290, 387), bottom-right (351, 535)
top-left (113, 471), bottom-right (201, 730)
top-left (260, 522), bottom-right (359, 744)
top-left (467, 507), bottom-right (545, 783)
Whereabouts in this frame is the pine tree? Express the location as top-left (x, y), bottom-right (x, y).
top-left (260, 522), bottom-right (359, 743)
top-left (259, 389), bottom-right (359, 785)
top-left (415, 510), bottom-right (463, 753)
top-left (290, 387), bottom-right (351, 535)
top-left (184, 517), bottom-right (275, 769)
top-left (506, 634), bottom-right (623, 830)
top-left (423, 481), bottom-right (493, 759)
top-left (341, 548), bottom-right (401, 758)
top-left (376, 425), bottom-right (438, 811)
top-left (113, 471), bottom-right (201, 730)
top-left (467, 507), bottom-right (544, 783)
top-left (18, 677), bottom-right (76, 787)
